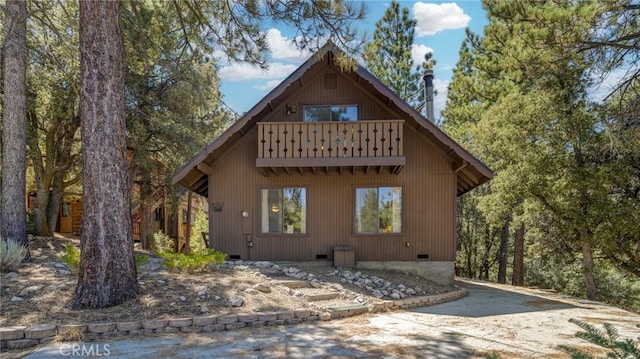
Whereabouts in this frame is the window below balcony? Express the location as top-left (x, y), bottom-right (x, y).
top-left (355, 186), bottom-right (402, 234)
top-left (260, 187), bottom-right (307, 234)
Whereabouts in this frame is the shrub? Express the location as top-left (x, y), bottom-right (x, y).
top-left (153, 230), bottom-right (176, 253)
top-left (135, 253), bottom-right (149, 266)
top-left (61, 244), bottom-right (80, 270)
top-left (158, 249), bottom-right (226, 273)
top-left (559, 318), bottom-right (640, 358)
top-left (0, 238), bottom-right (27, 272)
top-left (191, 210), bottom-right (209, 254)
top-left (63, 246), bottom-right (150, 269)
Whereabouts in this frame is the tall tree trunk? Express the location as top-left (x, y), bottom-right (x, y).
top-left (581, 239), bottom-right (597, 300)
top-left (45, 183), bottom-right (64, 234)
top-left (139, 171), bottom-right (152, 249)
top-left (33, 186), bottom-right (51, 236)
top-left (512, 225), bottom-right (525, 286)
top-left (1, 0), bottom-right (30, 261)
top-left (184, 190), bottom-right (192, 254)
top-left (71, 0), bottom-right (139, 309)
top-left (497, 214), bottom-right (511, 284)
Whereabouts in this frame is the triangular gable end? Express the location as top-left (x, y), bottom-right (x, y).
top-left (173, 42), bottom-right (492, 196)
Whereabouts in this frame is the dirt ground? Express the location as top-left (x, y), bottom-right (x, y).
top-left (1, 235), bottom-right (453, 327)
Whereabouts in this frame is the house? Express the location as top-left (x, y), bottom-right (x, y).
top-left (58, 198), bottom-right (82, 234)
top-left (173, 44), bottom-right (492, 285)
top-left (131, 187), bottom-right (209, 248)
top-left (48, 187), bottom-right (208, 249)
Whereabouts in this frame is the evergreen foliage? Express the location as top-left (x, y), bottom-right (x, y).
top-left (559, 318), bottom-right (640, 359)
top-left (364, 1), bottom-right (435, 112)
top-left (444, 0), bottom-right (640, 305)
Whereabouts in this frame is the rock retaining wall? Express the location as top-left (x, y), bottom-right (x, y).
top-left (0, 289), bottom-right (467, 351)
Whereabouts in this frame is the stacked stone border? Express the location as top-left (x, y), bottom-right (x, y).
top-left (0, 289), bottom-right (467, 350)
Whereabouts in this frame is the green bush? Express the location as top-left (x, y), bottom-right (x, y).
top-left (0, 238), bottom-right (27, 272)
top-left (135, 253), bottom-right (149, 266)
top-left (63, 245), bottom-right (150, 270)
top-left (61, 244), bottom-right (80, 270)
top-left (191, 210), bottom-right (209, 254)
top-left (153, 230), bottom-right (176, 253)
top-left (158, 249), bottom-right (226, 273)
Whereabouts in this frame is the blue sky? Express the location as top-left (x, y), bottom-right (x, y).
top-left (218, 1), bottom-right (489, 121)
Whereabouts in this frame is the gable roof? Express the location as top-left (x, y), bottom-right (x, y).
top-left (173, 43), bottom-right (492, 197)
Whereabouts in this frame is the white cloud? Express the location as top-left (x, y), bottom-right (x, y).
top-left (218, 28), bottom-right (313, 82)
top-left (219, 62), bottom-right (298, 82)
top-left (253, 79), bottom-right (282, 91)
top-left (433, 78), bottom-right (449, 122)
top-left (265, 28), bottom-right (312, 62)
top-left (413, 2), bottom-right (471, 36)
top-left (411, 44), bottom-right (434, 66)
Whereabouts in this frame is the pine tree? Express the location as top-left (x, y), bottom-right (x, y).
top-left (71, 0), bottom-right (139, 309)
top-left (442, 0), bottom-right (627, 299)
top-left (364, 1), bottom-right (434, 112)
top-left (1, 0), bottom-right (30, 261)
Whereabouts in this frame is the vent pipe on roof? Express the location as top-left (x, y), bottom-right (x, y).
top-left (423, 69), bottom-right (435, 122)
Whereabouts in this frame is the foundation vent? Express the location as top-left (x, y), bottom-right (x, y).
top-left (417, 254), bottom-right (429, 259)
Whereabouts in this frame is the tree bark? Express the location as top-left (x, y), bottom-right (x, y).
top-left (71, 0), bottom-right (139, 309)
top-left (582, 239), bottom-right (598, 300)
top-left (45, 184), bottom-right (64, 234)
top-left (138, 171), bottom-right (152, 249)
top-left (33, 186), bottom-right (51, 236)
top-left (184, 191), bottom-right (192, 254)
top-left (497, 215), bottom-right (511, 284)
top-left (1, 0), bottom-right (30, 261)
top-left (512, 225), bottom-right (525, 286)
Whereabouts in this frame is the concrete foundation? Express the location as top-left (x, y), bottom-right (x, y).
top-left (355, 261), bottom-right (455, 286)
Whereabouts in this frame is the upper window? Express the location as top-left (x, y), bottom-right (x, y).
top-left (261, 188), bottom-right (307, 234)
top-left (304, 105), bottom-right (358, 122)
top-left (355, 187), bottom-right (402, 234)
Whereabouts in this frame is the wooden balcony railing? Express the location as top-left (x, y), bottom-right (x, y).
top-left (257, 120), bottom-right (404, 160)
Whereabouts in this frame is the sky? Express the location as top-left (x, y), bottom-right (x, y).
top-left (218, 1), bottom-right (490, 121)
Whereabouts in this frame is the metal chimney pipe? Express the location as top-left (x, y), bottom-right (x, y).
top-left (423, 69), bottom-right (435, 122)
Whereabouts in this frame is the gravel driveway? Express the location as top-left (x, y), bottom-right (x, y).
top-left (21, 279), bottom-right (640, 358)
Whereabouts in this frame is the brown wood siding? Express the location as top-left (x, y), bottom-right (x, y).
top-left (206, 63), bottom-right (455, 262)
top-left (264, 62), bottom-right (400, 124)
top-left (71, 201), bottom-right (82, 233)
top-left (207, 126), bottom-right (455, 262)
top-left (59, 204), bottom-right (73, 233)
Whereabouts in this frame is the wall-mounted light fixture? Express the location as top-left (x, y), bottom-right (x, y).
top-left (285, 104), bottom-right (296, 116)
top-left (242, 210), bottom-right (249, 218)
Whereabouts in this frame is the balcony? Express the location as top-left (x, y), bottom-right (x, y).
top-left (256, 120), bottom-right (405, 175)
